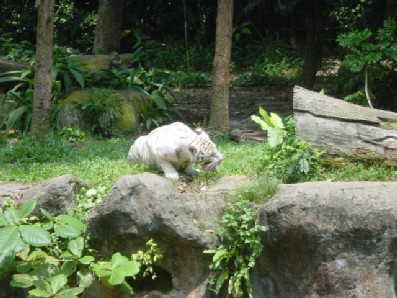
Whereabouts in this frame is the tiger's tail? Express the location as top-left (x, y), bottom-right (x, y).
top-left (127, 136), bottom-right (151, 165)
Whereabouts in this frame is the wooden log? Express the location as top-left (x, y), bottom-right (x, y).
top-left (0, 58), bottom-right (29, 71)
top-left (293, 86), bottom-right (397, 160)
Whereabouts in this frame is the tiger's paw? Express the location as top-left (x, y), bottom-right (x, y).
top-left (165, 172), bottom-right (180, 180)
top-left (185, 165), bottom-right (200, 176)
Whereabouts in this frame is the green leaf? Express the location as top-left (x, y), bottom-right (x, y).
top-left (70, 68), bottom-right (85, 88)
top-left (116, 260), bottom-right (140, 277)
top-left (28, 289), bottom-right (52, 298)
top-left (110, 252), bottom-right (128, 269)
top-left (267, 127), bottom-right (286, 148)
top-left (49, 274), bottom-right (68, 294)
top-left (79, 255), bottom-right (95, 265)
top-left (108, 270), bottom-right (124, 285)
top-left (212, 250), bottom-right (229, 263)
top-left (269, 112), bottom-right (284, 130)
top-left (0, 214), bottom-right (7, 226)
top-left (151, 92), bottom-right (166, 110)
top-left (251, 115), bottom-right (269, 131)
top-left (0, 76), bottom-right (23, 83)
top-left (33, 279), bottom-right (52, 293)
top-left (54, 215), bottom-right (84, 239)
top-left (18, 199), bottom-right (36, 218)
top-left (59, 251), bottom-right (74, 259)
top-left (3, 208), bottom-right (21, 225)
top-left (67, 236), bottom-right (84, 257)
top-left (40, 208), bottom-right (53, 220)
top-left (77, 267), bottom-right (94, 288)
top-left (215, 270), bottom-right (229, 294)
top-left (19, 225), bottom-right (51, 247)
top-left (10, 273), bottom-right (34, 288)
top-left (258, 107), bottom-right (273, 127)
top-left (27, 250), bottom-right (48, 261)
top-left (60, 261), bottom-right (77, 277)
top-left (0, 226), bottom-right (21, 255)
top-left (56, 287), bottom-right (85, 298)
top-left (16, 261), bottom-right (33, 273)
top-left (91, 262), bottom-right (112, 277)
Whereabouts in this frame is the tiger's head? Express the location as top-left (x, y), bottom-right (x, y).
top-left (189, 128), bottom-right (223, 172)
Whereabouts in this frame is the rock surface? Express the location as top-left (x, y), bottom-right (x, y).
top-left (85, 173), bottom-right (249, 298)
top-left (22, 174), bottom-right (89, 215)
top-left (255, 181), bottom-right (397, 298)
top-left (57, 89), bottom-right (145, 132)
top-left (2, 175), bottom-right (397, 298)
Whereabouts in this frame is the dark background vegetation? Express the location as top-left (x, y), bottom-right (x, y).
top-left (1, 0), bottom-right (397, 126)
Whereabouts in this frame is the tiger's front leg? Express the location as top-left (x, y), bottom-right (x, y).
top-left (157, 160), bottom-right (180, 179)
top-left (185, 163), bottom-right (200, 176)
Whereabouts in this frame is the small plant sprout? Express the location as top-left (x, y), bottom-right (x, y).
top-left (251, 106), bottom-right (286, 148)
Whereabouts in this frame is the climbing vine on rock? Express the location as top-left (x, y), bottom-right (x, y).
top-left (204, 199), bottom-right (265, 298)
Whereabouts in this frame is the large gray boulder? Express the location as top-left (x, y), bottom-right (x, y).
top-left (85, 173), bottom-right (248, 298)
top-left (22, 174), bottom-right (89, 215)
top-left (2, 174), bottom-right (397, 298)
top-left (0, 174), bottom-right (89, 298)
top-left (255, 181), bottom-right (397, 298)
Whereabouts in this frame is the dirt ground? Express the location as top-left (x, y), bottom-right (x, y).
top-left (174, 85), bottom-right (293, 130)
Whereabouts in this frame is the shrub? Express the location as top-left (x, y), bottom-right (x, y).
top-left (72, 88), bottom-right (121, 136)
top-left (337, 19), bottom-right (397, 108)
top-left (251, 107), bottom-right (324, 183)
top-left (0, 195), bottom-right (163, 297)
top-left (204, 199), bottom-right (265, 297)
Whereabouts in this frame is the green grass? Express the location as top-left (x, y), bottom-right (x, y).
top-left (0, 135), bottom-right (264, 189)
top-left (0, 136), bottom-right (143, 188)
top-left (1, 134), bottom-right (397, 193)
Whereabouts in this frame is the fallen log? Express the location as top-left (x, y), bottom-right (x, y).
top-left (293, 85), bottom-right (397, 160)
top-left (0, 58), bottom-right (29, 71)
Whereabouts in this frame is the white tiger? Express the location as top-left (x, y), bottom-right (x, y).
top-left (127, 122), bottom-right (223, 179)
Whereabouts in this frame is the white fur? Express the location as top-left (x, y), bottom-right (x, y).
top-left (128, 122), bottom-right (223, 179)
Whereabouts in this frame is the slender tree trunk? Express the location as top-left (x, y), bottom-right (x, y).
top-left (208, 0), bottom-right (233, 132)
top-left (298, 1), bottom-right (323, 89)
top-left (30, 0), bottom-right (55, 140)
top-left (94, 0), bottom-right (124, 54)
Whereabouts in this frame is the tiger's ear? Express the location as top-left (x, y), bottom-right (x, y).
top-left (189, 145), bottom-right (198, 155)
top-left (195, 128), bottom-right (204, 135)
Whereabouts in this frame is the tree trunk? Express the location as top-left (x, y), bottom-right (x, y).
top-left (94, 0), bottom-right (124, 54)
top-left (208, 0), bottom-right (233, 132)
top-left (30, 0), bottom-right (55, 140)
top-left (297, 1), bottom-right (323, 89)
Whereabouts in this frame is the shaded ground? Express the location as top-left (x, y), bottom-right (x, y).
top-left (174, 85), bottom-right (293, 129)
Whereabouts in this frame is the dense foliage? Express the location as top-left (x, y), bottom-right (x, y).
top-left (0, 193), bottom-right (163, 297)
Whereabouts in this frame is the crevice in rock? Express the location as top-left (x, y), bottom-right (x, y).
top-left (127, 266), bottom-right (174, 294)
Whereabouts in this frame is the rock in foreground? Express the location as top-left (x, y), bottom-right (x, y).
top-left (256, 181), bottom-right (397, 298)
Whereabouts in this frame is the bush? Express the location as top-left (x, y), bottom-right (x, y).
top-left (204, 199), bottom-right (265, 297)
top-left (0, 197), bottom-right (163, 297)
top-left (251, 107), bottom-right (324, 183)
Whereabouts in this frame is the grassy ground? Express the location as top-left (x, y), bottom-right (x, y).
top-left (0, 134), bottom-right (262, 189)
top-left (1, 133), bottom-right (397, 193)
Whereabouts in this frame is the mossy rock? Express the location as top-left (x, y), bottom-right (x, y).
top-left (57, 89), bottom-right (146, 132)
top-left (69, 53), bottom-right (134, 73)
top-left (69, 54), bottom-right (117, 72)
